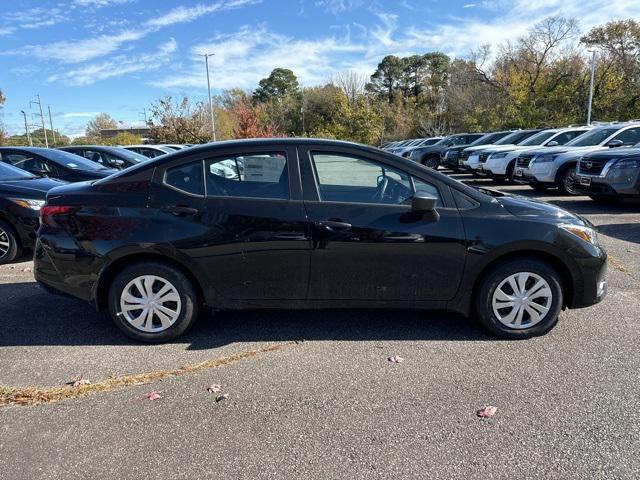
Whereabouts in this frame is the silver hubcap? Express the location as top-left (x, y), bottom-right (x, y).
top-left (119, 275), bottom-right (182, 333)
top-left (0, 227), bottom-right (10, 258)
top-left (492, 272), bottom-right (552, 329)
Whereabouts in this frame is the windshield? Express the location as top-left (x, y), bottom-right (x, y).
top-left (566, 127), bottom-right (620, 147)
top-left (43, 149), bottom-right (108, 170)
top-left (0, 162), bottom-right (37, 180)
top-left (494, 131), bottom-right (525, 145)
top-left (111, 148), bottom-right (148, 163)
top-left (470, 132), bottom-right (507, 146)
top-left (519, 130), bottom-right (557, 146)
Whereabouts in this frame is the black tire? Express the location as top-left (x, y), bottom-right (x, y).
top-left (474, 258), bottom-right (563, 339)
top-left (505, 160), bottom-right (516, 182)
top-left (422, 155), bottom-right (439, 169)
top-left (557, 165), bottom-right (580, 196)
top-left (107, 261), bottom-right (200, 343)
top-left (0, 220), bottom-right (21, 265)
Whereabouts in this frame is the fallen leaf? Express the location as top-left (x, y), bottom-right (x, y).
top-left (22, 267), bottom-right (33, 273)
top-left (215, 393), bottom-right (229, 403)
top-left (207, 384), bottom-right (222, 394)
top-left (67, 375), bottom-right (91, 388)
top-left (146, 391), bottom-right (161, 401)
top-left (477, 406), bottom-right (497, 418)
top-left (388, 355), bottom-right (404, 363)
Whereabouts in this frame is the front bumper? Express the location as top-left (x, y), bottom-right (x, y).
top-left (575, 172), bottom-right (640, 198)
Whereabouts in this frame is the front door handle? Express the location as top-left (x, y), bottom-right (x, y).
top-left (161, 205), bottom-right (200, 216)
top-left (315, 220), bottom-right (352, 231)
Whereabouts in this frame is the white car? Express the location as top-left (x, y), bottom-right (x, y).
top-left (480, 127), bottom-right (591, 181)
top-left (513, 122), bottom-right (640, 194)
top-left (462, 130), bottom-right (541, 172)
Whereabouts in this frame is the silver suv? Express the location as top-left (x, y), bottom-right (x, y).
top-left (513, 123), bottom-right (640, 195)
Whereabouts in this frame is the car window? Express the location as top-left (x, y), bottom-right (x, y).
top-left (2, 153), bottom-right (51, 174)
top-left (165, 162), bottom-right (204, 196)
top-left (613, 127), bottom-right (640, 146)
top-left (0, 161), bottom-right (36, 180)
top-left (552, 130), bottom-right (586, 145)
top-left (567, 127), bottom-right (620, 146)
top-left (311, 152), bottom-right (441, 206)
top-left (519, 131), bottom-right (556, 146)
top-left (205, 152), bottom-right (289, 200)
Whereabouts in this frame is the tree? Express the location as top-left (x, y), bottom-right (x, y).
top-left (331, 70), bottom-right (368, 105)
top-left (230, 97), bottom-right (276, 138)
top-left (147, 96), bottom-right (211, 144)
top-left (85, 113), bottom-right (117, 139)
top-left (102, 132), bottom-right (142, 146)
top-left (366, 55), bottom-right (405, 102)
top-left (253, 68), bottom-right (299, 102)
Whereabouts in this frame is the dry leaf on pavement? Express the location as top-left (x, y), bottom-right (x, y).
top-left (146, 391), bottom-right (161, 401)
top-left (477, 406), bottom-right (497, 418)
top-left (388, 355), bottom-right (404, 363)
top-left (207, 384), bottom-right (222, 394)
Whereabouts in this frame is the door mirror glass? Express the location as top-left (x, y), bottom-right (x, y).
top-left (411, 194), bottom-right (437, 212)
top-left (607, 139), bottom-right (624, 148)
top-left (546, 140), bottom-right (559, 147)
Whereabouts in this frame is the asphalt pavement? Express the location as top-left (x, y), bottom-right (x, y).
top-left (1, 173), bottom-right (639, 479)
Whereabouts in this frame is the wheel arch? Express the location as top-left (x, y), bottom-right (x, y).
top-left (94, 252), bottom-right (206, 311)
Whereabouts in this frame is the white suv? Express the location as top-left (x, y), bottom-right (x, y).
top-left (513, 123), bottom-right (640, 195)
top-left (481, 126), bottom-right (591, 181)
top-left (463, 130), bottom-right (541, 172)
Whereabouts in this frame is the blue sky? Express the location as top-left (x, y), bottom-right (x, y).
top-left (1, 0), bottom-right (639, 137)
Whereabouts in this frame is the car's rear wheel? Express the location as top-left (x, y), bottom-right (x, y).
top-left (422, 156), bottom-right (439, 169)
top-left (0, 220), bottom-right (20, 265)
top-left (474, 259), bottom-right (563, 339)
top-left (108, 261), bottom-right (200, 343)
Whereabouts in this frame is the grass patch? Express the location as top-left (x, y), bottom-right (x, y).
top-left (0, 342), bottom-right (295, 407)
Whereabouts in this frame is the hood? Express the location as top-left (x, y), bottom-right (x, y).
top-left (446, 144), bottom-right (473, 153)
top-left (583, 146), bottom-right (640, 161)
top-left (77, 168), bottom-right (118, 179)
top-left (464, 144), bottom-right (514, 153)
top-left (482, 145), bottom-right (526, 155)
top-left (413, 144), bottom-right (448, 154)
top-left (524, 145), bottom-right (598, 157)
top-left (496, 194), bottom-right (586, 225)
top-left (0, 177), bottom-right (67, 199)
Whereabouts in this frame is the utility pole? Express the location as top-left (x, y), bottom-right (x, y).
top-left (47, 105), bottom-right (57, 146)
top-left (30, 95), bottom-right (48, 147)
top-left (20, 110), bottom-right (32, 146)
top-left (587, 50), bottom-right (596, 125)
top-left (202, 53), bottom-right (216, 142)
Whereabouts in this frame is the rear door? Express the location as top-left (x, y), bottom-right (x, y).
top-left (298, 144), bottom-right (467, 302)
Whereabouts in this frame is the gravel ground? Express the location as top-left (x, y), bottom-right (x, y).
top-left (1, 174), bottom-right (639, 479)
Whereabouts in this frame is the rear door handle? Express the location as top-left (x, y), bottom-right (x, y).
top-left (161, 205), bottom-right (200, 216)
top-left (315, 220), bottom-right (352, 231)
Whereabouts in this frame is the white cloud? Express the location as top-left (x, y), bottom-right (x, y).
top-left (71, 0), bottom-right (132, 6)
top-left (48, 39), bottom-right (178, 86)
top-left (463, 3), bottom-right (477, 8)
top-left (144, 0), bottom-right (262, 28)
top-left (59, 112), bottom-right (102, 118)
top-left (315, 0), bottom-right (363, 14)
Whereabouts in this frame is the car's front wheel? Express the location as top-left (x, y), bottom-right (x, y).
top-left (0, 220), bottom-right (20, 265)
top-left (474, 259), bottom-right (563, 339)
top-left (558, 166), bottom-right (580, 195)
top-left (108, 261), bottom-right (200, 342)
top-left (422, 155), bottom-right (439, 169)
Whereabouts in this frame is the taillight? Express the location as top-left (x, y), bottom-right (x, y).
top-left (40, 205), bottom-right (74, 228)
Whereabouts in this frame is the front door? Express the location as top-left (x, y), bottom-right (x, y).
top-left (299, 147), bottom-right (466, 302)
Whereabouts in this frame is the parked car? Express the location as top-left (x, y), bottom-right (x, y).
top-left (0, 147), bottom-right (117, 182)
top-left (479, 126), bottom-right (591, 181)
top-left (160, 144), bottom-right (186, 151)
top-left (35, 138), bottom-right (607, 342)
top-left (513, 122), bottom-right (640, 194)
top-left (575, 143), bottom-right (640, 201)
top-left (441, 131), bottom-right (510, 171)
top-left (409, 134), bottom-right (485, 168)
top-left (123, 145), bottom-right (175, 158)
top-left (463, 129), bottom-right (543, 172)
top-left (450, 131), bottom-right (515, 171)
top-left (0, 162), bottom-right (66, 264)
top-left (60, 145), bottom-right (148, 169)
top-left (393, 137), bottom-right (443, 158)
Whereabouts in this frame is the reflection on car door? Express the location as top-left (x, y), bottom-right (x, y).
top-left (298, 145), bottom-right (467, 302)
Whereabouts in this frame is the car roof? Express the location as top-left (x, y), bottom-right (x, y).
top-left (0, 146), bottom-right (55, 153)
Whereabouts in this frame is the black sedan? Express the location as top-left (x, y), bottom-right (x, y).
top-left (35, 138), bottom-right (607, 342)
top-left (0, 162), bottom-right (66, 264)
top-left (59, 145), bottom-right (149, 170)
top-left (0, 147), bottom-right (117, 182)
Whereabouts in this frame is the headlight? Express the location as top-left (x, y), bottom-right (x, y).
top-left (610, 158), bottom-right (640, 169)
top-left (534, 154), bottom-right (557, 163)
top-left (490, 152), bottom-right (509, 159)
top-left (9, 198), bottom-right (45, 210)
top-left (560, 224), bottom-right (598, 245)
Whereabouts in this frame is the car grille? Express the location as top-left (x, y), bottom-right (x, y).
top-left (479, 152), bottom-right (490, 163)
top-left (578, 157), bottom-right (607, 176)
top-left (516, 154), bottom-right (535, 168)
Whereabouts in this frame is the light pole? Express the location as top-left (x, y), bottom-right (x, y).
top-left (30, 94), bottom-right (48, 147)
top-left (587, 50), bottom-right (596, 125)
top-left (202, 53), bottom-right (217, 142)
top-left (20, 110), bottom-right (32, 146)
top-left (48, 105), bottom-right (57, 146)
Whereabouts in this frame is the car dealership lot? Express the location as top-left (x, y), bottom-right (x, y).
top-left (1, 173), bottom-right (639, 479)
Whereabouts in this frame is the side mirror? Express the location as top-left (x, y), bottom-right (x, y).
top-left (546, 141), bottom-right (559, 147)
top-left (607, 139), bottom-right (624, 148)
top-left (411, 194), bottom-right (437, 212)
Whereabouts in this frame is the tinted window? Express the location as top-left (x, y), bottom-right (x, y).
top-left (472, 131), bottom-right (511, 145)
top-left (567, 128), bottom-right (620, 146)
top-left (495, 131), bottom-right (536, 145)
top-left (0, 161), bottom-right (36, 180)
top-left (614, 127), bottom-right (640, 145)
top-left (165, 162), bottom-right (204, 196)
top-left (2, 153), bottom-right (52, 174)
top-left (551, 130), bottom-right (586, 145)
top-left (519, 131), bottom-right (556, 146)
top-left (311, 153), bottom-right (441, 206)
top-left (205, 153), bottom-right (289, 200)
top-left (41, 149), bottom-right (106, 170)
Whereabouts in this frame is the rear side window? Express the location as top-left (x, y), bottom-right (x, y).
top-left (205, 152), bottom-right (289, 200)
top-left (165, 162), bottom-right (204, 196)
top-left (614, 127), bottom-right (640, 146)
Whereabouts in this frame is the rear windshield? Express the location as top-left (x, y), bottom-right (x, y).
top-left (567, 128), bottom-right (620, 146)
top-left (0, 161), bottom-right (36, 180)
top-left (44, 149), bottom-right (108, 170)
